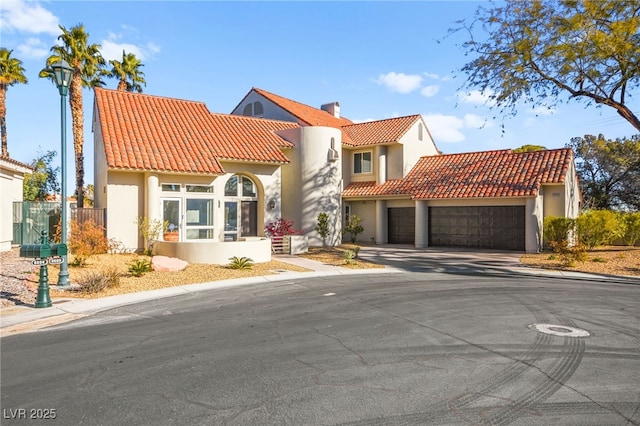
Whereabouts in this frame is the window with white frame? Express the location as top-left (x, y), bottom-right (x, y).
top-left (160, 183), bottom-right (215, 241)
top-left (354, 151), bottom-right (372, 174)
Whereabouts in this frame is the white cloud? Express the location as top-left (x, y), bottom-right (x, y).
top-left (16, 37), bottom-right (49, 59)
top-left (423, 72), bottom-right (440, 80)
top-left (464, 113), bottom-right (493, 129)
top-left (100, 32), bottom-right (159, 61)
top-left (422, 114), bottom-right (465, 143)
top-left (0, 0), bottom-right (59, 35)
top-left (374, 72), bottom-right (423, 94)
top-left (457, 89), bottom-right (495, 106)
top-left (420, 85), bottom-right (440, 98)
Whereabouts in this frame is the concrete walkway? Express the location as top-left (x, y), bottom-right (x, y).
top-left (2, 247), bottom-right (637, 336)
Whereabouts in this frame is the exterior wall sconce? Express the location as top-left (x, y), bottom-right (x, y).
top-left (267, 199), bottom-right (276, 210)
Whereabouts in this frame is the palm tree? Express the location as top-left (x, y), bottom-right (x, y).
top-left (40, 24), bottom-right (106, 208)
top-left (0, 48), bottom-right (28, 157)
top-left (109, 50), bottom-right (146, 92)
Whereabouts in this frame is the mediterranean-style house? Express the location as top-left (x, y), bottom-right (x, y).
top-left (92, 87), bottom-right (580, 263)
top-left (1, 155), bottom-right (32, 252)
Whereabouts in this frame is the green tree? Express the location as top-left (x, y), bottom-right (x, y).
top-left (513, 144), bottom-right (547, 153)
top-left (454, 0), bottom-right (640, 131)
top-left (343, 214), bottom-right (364, 244)
top-left (567, 134), bottom-right (640, 210)
top-left (0, 48), bottom-right (28, 157)
top-left (39, 24), bottom-right (106, 208)
top-left (23, 151), bottom-right (60, 201)
top-left (315, 212), bottom-right (330, 247)
top-left (108, 50), bottom-right (146, 92)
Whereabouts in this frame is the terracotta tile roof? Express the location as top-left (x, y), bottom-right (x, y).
top-left (342, 180), bottom-right (410, 198)
top-left (342, 115), bottom-right (421, 147)
top-left (405, 148), bottom-right (573, 199)
top-left (247, 88), bottom-right (355, 144)
top-left (0, 155), bottom-right (33, 171)
top-left (94, 88), bottom-right (297, 174)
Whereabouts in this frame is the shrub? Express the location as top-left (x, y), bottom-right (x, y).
top-left (128, 258), bottom-right (152, 277)
top-left (75, 267), bottom-right (120, 293)
top-left (68, 219), bottom-right (109, 267)
top-left (549, 240), bottom-right (588, 267)
top-left (315, 212), bottom-right (330, 247)
top-left (343, 214), bottom-right (364, 244)
top-left (575, 210), bottom-right (623, 249)
top-left (265, 218), bottom-right (303, 237)
top-left (343, 249), bottom-right (357, 265)
top-left (543, 216), bottom-right (574, 247)
top-left (228, 256), bottom-right (254, 270)
top-left (621, 212), bottom-right (640, 246)
top-left (137, 217), bottom-right (168, 255)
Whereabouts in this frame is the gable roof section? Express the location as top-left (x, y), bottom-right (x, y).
top-left (405, 148), bottom-right (573, 199)
top-left (342, 115), bottom-right (421, 147)
top-left (94, 88), bottom-right (297, 174)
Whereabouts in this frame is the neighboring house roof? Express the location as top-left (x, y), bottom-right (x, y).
top-left (94, 88), bottom-right (298, 174)
top-left (0, 155), bottom-right (33, 173)
top-left (343, 148), bottom-right (574, 199)
top-left (342, 115), bottom-right (421, 147)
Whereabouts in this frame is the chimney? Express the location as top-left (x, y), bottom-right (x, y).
top-left (321, 102), bottom-right (340, 118)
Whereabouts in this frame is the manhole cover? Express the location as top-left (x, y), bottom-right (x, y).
top-left (528, 323), bottom-right (590, 338)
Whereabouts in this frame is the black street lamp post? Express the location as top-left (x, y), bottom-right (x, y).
top-left (51, 59), bottom-right (73, 287)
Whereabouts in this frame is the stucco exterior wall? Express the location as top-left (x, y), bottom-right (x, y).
top-left (542, 184), bottom-right (566, 218)
top-left (93, 103), bottom-right (109, 210)
top-left (279, 126), bottom-right (343, 247)
top-left (0, 159), bottom-right (31, 251)
top-left (232, 92), bottom-right (300, 123)
top-left (347, 200), bottom-right (376, 244)
top-left (398, 120), bottom-right (439, 176)
top-left (106, 171), bottom-right (144, 251)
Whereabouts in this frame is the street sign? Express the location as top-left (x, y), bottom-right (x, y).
top-left (32, 258), bottom-right (48, 266)
top-left (48, 257), bottom-right (63, 265)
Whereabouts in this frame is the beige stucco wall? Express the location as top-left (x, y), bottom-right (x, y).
top-left (346, 200), bottom-right (376, 244)
top-left (398, 120), bottom-right (439, 176)
top-left (105, 162), bottom-right (282, 252)
top-left (279, 126), bottom-right (343, 247)
top-left (0, 159), bottom-right (31, 251)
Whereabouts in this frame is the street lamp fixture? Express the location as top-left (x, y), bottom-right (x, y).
top-left (51, 59), bottom-right (73, 286)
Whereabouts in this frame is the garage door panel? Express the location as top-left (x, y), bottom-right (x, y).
top-left (388, 207), bottom-right (415, 244)
top-left (428, 206), bottom-right (524, 251)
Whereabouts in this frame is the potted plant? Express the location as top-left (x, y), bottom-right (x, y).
top-left (163, 223), bottom-right (179, 242)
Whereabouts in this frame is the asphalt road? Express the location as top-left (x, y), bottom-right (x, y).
top-left (1, 271), bottom-right (639, 425)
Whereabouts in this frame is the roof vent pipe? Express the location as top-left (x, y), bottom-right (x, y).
top-left (321, 102), bottom-right (340, 118)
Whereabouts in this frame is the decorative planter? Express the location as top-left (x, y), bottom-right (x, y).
top-left (163, 231), bottom-right (179, 242)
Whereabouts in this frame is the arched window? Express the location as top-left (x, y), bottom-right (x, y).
top-left (224, 175), bottom-right (259, 241)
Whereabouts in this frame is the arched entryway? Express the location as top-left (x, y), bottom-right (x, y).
top-left (223, 174), bottom-right (259, 241)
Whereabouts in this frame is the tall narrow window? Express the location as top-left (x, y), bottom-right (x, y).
top-left (224, 174), bottom-right (259, 241)
top-left (418, 123), bottom-right (423, 141)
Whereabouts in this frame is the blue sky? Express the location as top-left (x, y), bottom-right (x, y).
top-left (1, 0), bottom-right (637, 188)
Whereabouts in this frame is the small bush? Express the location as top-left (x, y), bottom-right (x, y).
top-left (228, 256), bottom-right (254, 270)
top-left (68, 219), bottom-right (109, 267)
top-left (128, 258), bottom-right (152, 277)
top-left (75, 267), bottom-right (120, 293)
top-left (591, 257), bottom-right (607, 263)
top-left (549, 240), bottom-right (588, 267)
top-left (343, 249), bottom-right (357, 265)
top-left (315, 212), bottom-right (330, 247)
top-left (343, 215), bottom-right (364, 244)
